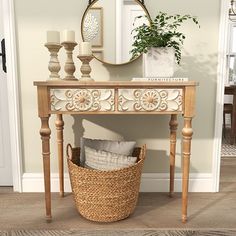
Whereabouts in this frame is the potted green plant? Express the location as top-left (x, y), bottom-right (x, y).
top-left (131, 12), bottom-right (200, 78)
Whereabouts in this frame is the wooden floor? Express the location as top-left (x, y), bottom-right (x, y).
top-left (220, 157), bottom-right (236, 192)
top-left (0, 158), bottom-right (235, 230)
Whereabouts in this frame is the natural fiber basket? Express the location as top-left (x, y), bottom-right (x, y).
top-left (66, 144), bottom-right (146, 222)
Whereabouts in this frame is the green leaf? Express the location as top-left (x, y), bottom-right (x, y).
top-left (130, 11), bottom-right (200, 63)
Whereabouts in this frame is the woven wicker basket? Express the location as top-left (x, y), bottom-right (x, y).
top-left (66, 144), bottom-right (146, 222)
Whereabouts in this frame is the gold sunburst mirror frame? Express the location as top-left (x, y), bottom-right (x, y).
top-left (81, 0), bottom-right (151, 65)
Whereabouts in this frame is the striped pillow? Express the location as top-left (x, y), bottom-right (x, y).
top-left (84, 146), bottom-right (137, 171)
top-left (80, 138), bottom-right (136, 166)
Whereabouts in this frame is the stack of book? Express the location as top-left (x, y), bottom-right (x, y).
top-left (132, 77), bottom-right (189, 82)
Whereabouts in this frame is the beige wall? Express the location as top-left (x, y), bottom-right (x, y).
top-left (15, 0), bottom-right (220, 175)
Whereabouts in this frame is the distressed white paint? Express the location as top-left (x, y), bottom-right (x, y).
top-left (50, 88), bottom-right (115, 112)
top-left (118, 88), bottom-right (183, 112)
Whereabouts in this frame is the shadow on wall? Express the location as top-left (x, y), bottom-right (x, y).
top-left (100, 56), bottom-right (143, 81)
top-left (70, 50), bottom-right (218, 174)
top-left (175, 52), bottom-right (219, 139)
top-left (71, 115), bottom-right (197, 174)
top-left (177, 50), bottom-right (218, 82)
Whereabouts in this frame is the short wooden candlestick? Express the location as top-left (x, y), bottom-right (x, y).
top-left (45, 43), bottom-right (62, 80)
top-left (61, 41), bottom-right (78, 81)
top-left (77, 55), bottom-right (94, 81)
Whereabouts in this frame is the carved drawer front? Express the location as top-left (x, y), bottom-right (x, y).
top-left (50, 89), bottom-right (115, 112)
top-left (118, 89), bottom-right (183, 112)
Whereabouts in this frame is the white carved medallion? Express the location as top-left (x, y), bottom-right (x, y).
top-left (50, 89), bottom-right (115, 112)
top-left (118, 89), bottom-right (183, 112)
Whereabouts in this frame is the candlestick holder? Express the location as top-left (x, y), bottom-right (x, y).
top-left (77, 55), bottom-right (94, 81)
top-left (45, 43), bottom-right (62, 80)
top-left (61, 41), bottom-right (78, 81)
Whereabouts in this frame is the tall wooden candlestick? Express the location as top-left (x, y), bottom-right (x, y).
top-left (61, 41), bottom-right (78, 81)
top-left (77, 55), bottom-right (94, 81)
top-left (45, 43), bottom-right (62, 80)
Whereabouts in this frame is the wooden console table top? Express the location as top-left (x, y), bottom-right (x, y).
top-left (34, 80), bottom-right (198, 223)
top-left (34, 80), bottom-right (198, 86)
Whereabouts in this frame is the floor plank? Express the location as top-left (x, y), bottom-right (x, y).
top-left (0, 155), bottom-right (235, 229)
top-left (0, 190), bottom-right (236, 229)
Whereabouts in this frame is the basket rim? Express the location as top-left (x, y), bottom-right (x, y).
top-left (67, 145), bottom-right (146, 174)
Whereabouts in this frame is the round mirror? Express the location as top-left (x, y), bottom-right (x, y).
top-left (81, 0), bottom-right (150, 65)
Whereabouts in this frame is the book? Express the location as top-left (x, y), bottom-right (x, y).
top-left (132, 77), bottom-right (189, 82)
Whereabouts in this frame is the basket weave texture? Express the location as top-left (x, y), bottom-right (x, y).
top-left (67, 145), bottom-right (146, 222)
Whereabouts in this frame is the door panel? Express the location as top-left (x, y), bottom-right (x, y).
top-left (0, 0), bottom-right (13, 185)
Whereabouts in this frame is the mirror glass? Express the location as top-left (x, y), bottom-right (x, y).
top-left (81, 0), bottom-right (150, 65)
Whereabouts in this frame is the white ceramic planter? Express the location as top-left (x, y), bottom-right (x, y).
top-left (143, 47), bottom-right (175, 78)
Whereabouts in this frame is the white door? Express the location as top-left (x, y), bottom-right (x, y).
top-left (0, 0), bottom-right (13, 186)
top-left (116, 1), bottom-right (149, 63)
top-left (122, 3), bottom-right (147, 62)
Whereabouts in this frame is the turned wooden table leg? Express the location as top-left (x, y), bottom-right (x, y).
top-left (182, 117), bottom-right (193, 223)
top-left (169, 114), bottom-right (178, 197)
top-left (55, 114), bottom-right (64, 197)
top-left (40, 116), bottom-right (52, 222)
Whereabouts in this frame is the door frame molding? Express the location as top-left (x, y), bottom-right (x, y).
top-left (2, 0), bottom-right (23, 192)
top-left (212, 0), bottom-right (230, 192)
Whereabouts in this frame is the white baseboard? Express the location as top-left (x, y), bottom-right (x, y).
top-left (141, 173), bottom-right (213, 192)
top-left (22, 173), bottom-right (214, 193)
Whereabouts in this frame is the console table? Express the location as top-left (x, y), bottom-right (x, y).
top-left (34, 80), bottom-right (198, 223)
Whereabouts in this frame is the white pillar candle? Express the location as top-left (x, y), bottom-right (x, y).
top-left (79, 42), bottom-right (92, 55)
top-left (46, 31), bottom-right (60, 44)
top-left (62, 30), bottom-right (75, 42)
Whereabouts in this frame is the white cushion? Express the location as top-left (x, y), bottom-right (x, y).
top-left (84, 146), bottom-right (137, 171)
top-left (80, 138), bottom-right (136, 166)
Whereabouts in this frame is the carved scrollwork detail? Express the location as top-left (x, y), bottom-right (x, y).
top-left (65, 89), bottom-right (94, 111)
top-left (118, 89), bottom-right (183, 112)
top-left (50, 89), bottom-right (114, 112)
top-left (139, 89), bottom-right (161, 111)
